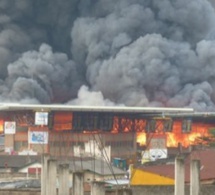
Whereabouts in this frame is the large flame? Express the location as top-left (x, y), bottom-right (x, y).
top-left (137, 121), bottom-right (213, 147)
top-left (110, 117), bottom-right (214, 147)
top-left (0, 120), bottom-right (3, 133)
top-left (165, 132), bottom-right (204, 147)
top-left (52, 113), bottom-right (214, 148)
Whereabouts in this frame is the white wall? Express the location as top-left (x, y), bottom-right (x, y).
top-left (19, 162), bottom-right (41, 173)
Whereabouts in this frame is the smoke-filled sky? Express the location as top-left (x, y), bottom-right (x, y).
top-left (1, 0), bottom-right (215, 111)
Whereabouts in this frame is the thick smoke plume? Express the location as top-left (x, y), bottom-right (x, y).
top-left (0, 0), bottom-right (215, 111)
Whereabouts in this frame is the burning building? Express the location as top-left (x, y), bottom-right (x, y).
top-left (0, 2), bottom-right (215, 164)
top-left (1, 103), bottom-right (214, 162)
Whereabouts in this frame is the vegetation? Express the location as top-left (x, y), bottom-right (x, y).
top-left (194, 128), bottom-right (215, 147)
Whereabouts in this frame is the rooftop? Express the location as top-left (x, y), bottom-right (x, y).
top-left (137, 148), bottom-right (215, 183)
top-left (0, 155), bottom-right (40, 169)
top-left (0, 155), bottom-right (127, 177)
top-left (0, 103), bottom-right (194, 114)
top-left (68, 158), bottom-right (127, 176)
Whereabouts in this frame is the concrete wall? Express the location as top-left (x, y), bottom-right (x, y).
top-left (0, 172), bottom-right (27, 179)
top-left (0, 185), bottom-right (215, 195)
top-left (0, 189), bottom-right (40, 195)
top-left (130, 185), bottom-right (215, 195)
top-left (19, 162), bottom-right (41, 173)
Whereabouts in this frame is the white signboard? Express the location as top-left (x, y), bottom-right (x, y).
top-left (35, 112), bottom-right (48, 125)
top-left (149, 149), bottom-right (168, 161)
top-left (4, 121), bottom-right (16, 134)
top-left (28, 131), bottom-right (48, 144)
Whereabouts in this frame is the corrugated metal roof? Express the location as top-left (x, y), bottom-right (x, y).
top-left (105, 179), bottom-right (129, 185)
top-left (0, 103), bottom-right (194, 114)
top-left (0, 155), bottom-right (40, 169)
top-left (69, 158), bottom-right (127, 176)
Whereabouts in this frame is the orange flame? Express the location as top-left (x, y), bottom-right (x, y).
top-left (136, 121), bottom-right (213, 147)
top-left (137, 132), bottom-right (146, 145)
top-left (52, 113), bottom-right (214, 148)
top-left (165, 132), bottom-right (204, 147)
top-left (0, 120), bottom-right (3, 133)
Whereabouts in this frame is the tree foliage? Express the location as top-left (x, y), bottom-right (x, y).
top-left (194, 128), bottom-right (215, 147)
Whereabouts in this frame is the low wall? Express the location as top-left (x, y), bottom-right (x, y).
top-left (131, 185), bottom-right (215, 195)
top-left (0, 173), bottom-right (27, 178)
top-left (0, 189), bottom-right (40, 195)
top-left (0, 185), bottom-right (214, 195)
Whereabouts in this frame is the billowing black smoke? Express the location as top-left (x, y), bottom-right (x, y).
top-left (1, 0), bottom-right (215, 111)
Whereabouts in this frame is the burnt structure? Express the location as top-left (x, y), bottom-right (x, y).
top-left (0, 104), bottom-right (206, 159)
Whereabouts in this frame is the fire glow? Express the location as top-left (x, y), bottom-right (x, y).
top-left (53, 113), bottom-right (214, 148)
top-left (136, 121), bottom-right (213, 148)
top-left (109, 116), bottom-right (214, 147)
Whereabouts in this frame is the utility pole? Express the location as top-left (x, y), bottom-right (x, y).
top-left (190, 160), bottom-right (200, 195)
top-left (73, 171), bottom-right (84, 195)
top-left (41, 154), bottom-right (49, 195)
top-left (174, 156), bottom-right (185, 195)
top-left (59, 164), bottom-right (70, 195)
top-left (46, 159), bottom-right (57, 195)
